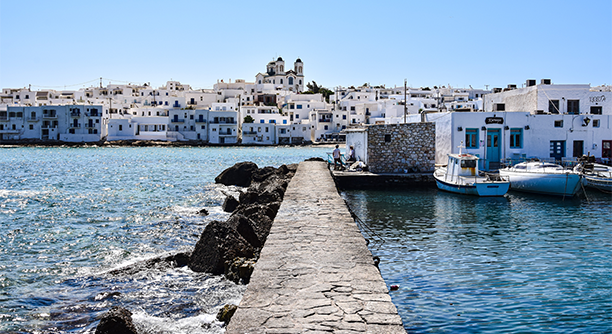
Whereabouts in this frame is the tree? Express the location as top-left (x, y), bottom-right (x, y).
top-left (304, 81), bottom-right (333, 103)
top-left (243, 115), bottom-right (254, 123)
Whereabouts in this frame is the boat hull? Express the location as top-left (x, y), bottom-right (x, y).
top-left (434, 175), bottom-right (510, 197)
top-left (583, 176), bottom-right (612, 192)
top-left (499, 170), bottom-right (581, 197)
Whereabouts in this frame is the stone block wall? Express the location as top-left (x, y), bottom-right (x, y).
top-left (367, 122), bottom-right (435, 173)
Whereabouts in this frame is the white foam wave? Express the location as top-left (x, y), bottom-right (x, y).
top-left (0, 189), bottom-right (46, 197)
top-left (132, 311), bottom-right (225, 334)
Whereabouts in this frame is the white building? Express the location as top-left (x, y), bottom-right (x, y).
top-left (208, 110), bottom-right (238, 144)
top-left (484, 80), bottom-right (611, 115)
top-left (1, 104), bottom-right (106, 142)
top-left (255, 57), bottom-right (304, 92)
top-left (402, 111), bottom-right (612, 170)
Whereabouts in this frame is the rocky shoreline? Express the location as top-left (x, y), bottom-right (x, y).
top-left (0, 139), bottom-right (333, 148)
top-left (95, 160), bottom-right (313, 333)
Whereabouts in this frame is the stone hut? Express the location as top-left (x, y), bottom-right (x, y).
top-left (345, 122), bottom-right (435, 173)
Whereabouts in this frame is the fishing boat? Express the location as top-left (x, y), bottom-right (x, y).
top-left (574, 162), bottom-right (612, 193)
top-left (499, 161), bottom-right (581, 197)
top-left (433, 147), bottom-right (509, 197)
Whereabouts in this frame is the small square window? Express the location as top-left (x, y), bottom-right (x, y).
top-left (554, 120), bottom-right (563, 128)
top-left (593, 119), bottom-right (600, 127)
top-left (384, 134), bottom-right (391, 142)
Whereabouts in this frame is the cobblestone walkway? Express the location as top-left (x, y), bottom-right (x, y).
top-left (226, 161), bottom-right (405, 334)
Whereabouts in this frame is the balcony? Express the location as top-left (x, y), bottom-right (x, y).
top-left (43, 113), bottom-right (57, 119)
top-left (318, 119), bottom-right (331, 123)
top-left (171, 118), bottom-right (185, 123)
top-left (70, 112), bottom-right (81, 117)
top-left (27, 117), bottom-right (39, 122)
top-left (86, 112), bottom-right (100, 117)
top-left (0, 116), bottom-right (8, 122)
top-left (85, 124), bottom-right (96, 129)
top-left (195, 118), bottom-right (207, 123)
top-left (41, 125), bottom-right (57, 129)
top-left (210, 120), bottom-right (236, 124)
top-left (243, 131), bottom-right (257, 135)
top-left (70, 124), bottom-right (81, 128)
top-left (0, 128), bottom-right (20, 134)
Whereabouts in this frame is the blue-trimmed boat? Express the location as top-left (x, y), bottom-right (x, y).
top-left (434, 147), bottom-right (510, 197)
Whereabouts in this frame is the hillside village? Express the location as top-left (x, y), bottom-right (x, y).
top-left (1, 56), bottom-right (611, 169)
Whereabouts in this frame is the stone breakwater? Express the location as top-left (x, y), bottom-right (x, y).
top-left (226, 161), bottom-right (405, 333)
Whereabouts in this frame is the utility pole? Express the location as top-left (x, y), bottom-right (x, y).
top-left (404, 79), bottom-right (407, 123)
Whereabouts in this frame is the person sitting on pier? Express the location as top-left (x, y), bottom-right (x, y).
top-left (346, 145), bottom-right (356, 164)
top-left (333, 145), bottom-right (342, 170)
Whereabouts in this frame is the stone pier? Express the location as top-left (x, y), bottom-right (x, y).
top-left (226, 161), bottom-right (405, 333)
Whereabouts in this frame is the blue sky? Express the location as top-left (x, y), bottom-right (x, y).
top-left (1, 0), bottom-right (610, 91)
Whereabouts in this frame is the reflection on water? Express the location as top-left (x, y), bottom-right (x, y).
top-left (344, 188), bottom-right (612, 333)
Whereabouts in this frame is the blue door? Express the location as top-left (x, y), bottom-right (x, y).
top-left (486, 129), bottom-right (501, 170)
top-left (550, 140), bottom-right (565, 162)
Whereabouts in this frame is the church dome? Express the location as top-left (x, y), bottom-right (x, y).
top-left (277, 57), bottom-right (283, 61)
top-left (296, 58), bottom-right (302, 63)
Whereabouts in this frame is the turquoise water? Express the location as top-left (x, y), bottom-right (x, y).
top-left (344, 188), bottom-right (612, 333)
top-left (0, 146), bottom-right (330, 333)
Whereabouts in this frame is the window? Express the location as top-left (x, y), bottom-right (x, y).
top-left (324, 125), bottom-right (328, 130)
top-left (119, 125), bottom-right (123, 131)
top-left (384, 134), bottom-right (391, 142)
top-left (342, 115), bottom-right (346, 120)
top-left (297, 105), bottom-right (302, 109)
top-left (567, 100), bottom-right (579, 114)
top-left (465, 128), bottom-right (479, 148)
top-left (554, 120), bottom-right (563, 127)
top-left (260, 120), bottom-right (264, 123)
top-left (350, 106), bottom-right (355, 111)
top-left (510, 128), bottom-right (522, 148)
top-left (590, 106), bottom-right (602, 115)
top-left (548, 100), bottom-right (560, 113)
top-left (288, 77), bottom-right (293, 85)
top-left (29, 124), bottom-right (34, 130)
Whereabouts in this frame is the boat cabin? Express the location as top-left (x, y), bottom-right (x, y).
top-left (447, 154), bottom-right (478, 176)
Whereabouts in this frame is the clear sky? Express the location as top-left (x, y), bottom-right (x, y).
top-left (1, 0), bottom-right (610, 91)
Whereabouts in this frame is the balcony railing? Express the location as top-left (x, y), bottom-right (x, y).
top-left (195, 118), bottom-right (207, 123)
top-left (27, 117), bottom-right (39, 122)
top-left (210, 121), bottom-right (236, 124)
top-left (43, 114), bottom-right (57, 119)
top-left (243, 131), bottom-right (257, 135)
top-left (70, 124), bottom-right (81, 128)
top-left (86, 112), bottom-right (99, 117)
top-left (85, 124), bottom-right (96, 128)
top-left (318, 119), bottom-right (331, 122)
top-left (70, 112), bottom-right (81, 117)
top-left (41, 125), bottom-right (57, 129)
top-left (171, 118), bottom-right (185, 123)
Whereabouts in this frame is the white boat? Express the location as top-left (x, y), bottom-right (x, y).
top-left (434, 151), bottom-right (509, 197)
top-left (499, 161), bottom-right (582, 197)
top-left (574, 162), bottom-right (612, 193)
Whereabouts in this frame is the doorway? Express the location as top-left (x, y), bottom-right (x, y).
top-left (550, 141), bottom-right (565, 162)
top-left (486, 129), bottom-right (501, 170)
top-left (573, 140), bottom-right (584, 158)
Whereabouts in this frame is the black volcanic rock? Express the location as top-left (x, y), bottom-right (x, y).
top-left (222, 195), bottom-right (240, 213)
top-left (188, 220), bottom-right (255, 274)
top-left (215, 162), bottom-right (259, 187)
top-left (95, 306), bottom-right (137, 334)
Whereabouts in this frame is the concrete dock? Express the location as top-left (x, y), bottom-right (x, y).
top-left (226, 161), bottom-right (405, 333)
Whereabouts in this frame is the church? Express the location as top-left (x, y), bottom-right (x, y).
top-left (255, 57), bottom-right (304, 92)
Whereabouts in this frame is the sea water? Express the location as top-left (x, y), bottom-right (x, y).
top-left (0, 146), bottom-right (330, 333)
top-left (343, 188), bottom-right (612, 333)
top-left (2, 146), bottom-right (611, 333)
